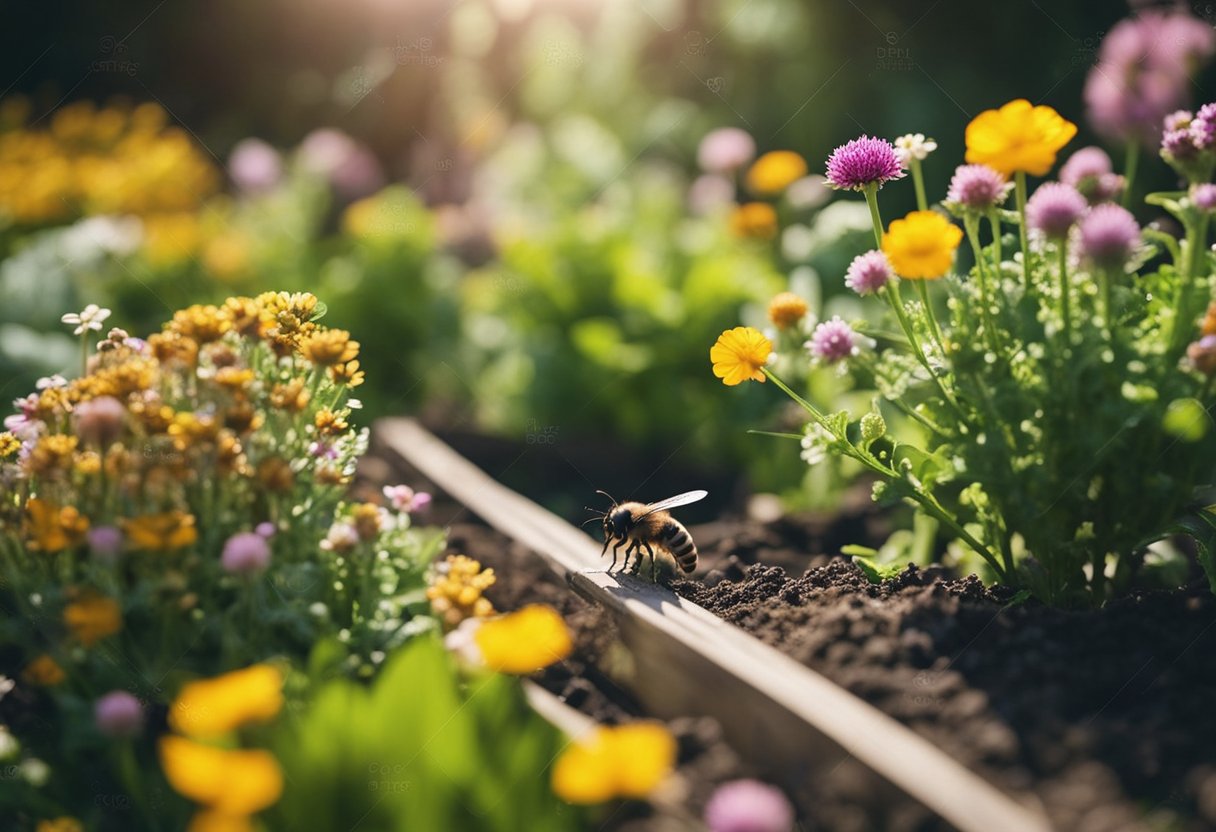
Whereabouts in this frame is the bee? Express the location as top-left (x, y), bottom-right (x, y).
top-left (585, 489), bottom-right (708, 580)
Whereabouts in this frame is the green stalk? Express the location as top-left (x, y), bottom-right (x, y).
top-left (1015, 171), bottom-right (1031, 287)
top-left (1099, 267), bottom-right (1114, 340)
top-left (914, 278), bottom-right (946, 357)
top-left (911, 158), bottom-right (928, 211)
top-left (863, 183), bottom-right (884, 248)
top-left (988, 209), bottom-right (1003, 267)
top-left (1169, 211), bottom-right (1211, 354)
top-left (963, 214), bottom-right (1000, 354)
top-left (884, 280), bottom-right (966, 418)
top-left (1057, 240), bottom-right (1071, 347)
top-left (1121, 140), bottom-right (1139, 209)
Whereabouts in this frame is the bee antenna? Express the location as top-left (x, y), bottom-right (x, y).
top-left (594, 489), bottom-right (618, 507)
top-left (579, 515), bottom-right (603, 529)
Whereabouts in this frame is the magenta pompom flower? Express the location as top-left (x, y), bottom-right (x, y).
top-left (825, 136), bottom-right (905, 191)
top-left (807, 317), bottom-right (860, 364)
top-left (1078, 203), bottom-right (1141, 267)
top-left (1026, 183), bottom-right (1088, 239)
top-left (221, 531), bottom-right (272, 575)
top-left (704, 779), bottom-right (795, 832)
top-left (698, 127), bottom-right (757, 173)
top-left (946, 164), bottom-right (1011, 211)
top-left (844, 250), bottom-right (893, 295)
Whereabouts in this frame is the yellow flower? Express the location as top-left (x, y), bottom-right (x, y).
top-left (0, 431), bottom-right (20, 458)
top-left (159, 736), bottom-right (283, 815)
top-left (298, 329), bottom-right (359, 367)
top-left (427, 554), bottom-right (497, 627)
top-left (330, 360), bottom-right (365, 389)
top-left (64, 594), bottom-right (122, 646)
top-left (710, 327), bottom-right (771, 386)
top-left (23, 654), bottom-right (66, 686)
top-left (881, 210), bottom-right (964, 280)
top-left (188, 810), bottom-right (254, 832)
top-left (728, 202), bottom-right (779, 240)
top-left (121, 511), bottom-right (198, 551)
top-left (551, 722), bottom-right (677, 804)
top-left (169, 665), bottom-right (284, 738)
top-left (473, 605), bottom-right (572, 674)
top-left (25, 435), bottom-right (79, 476)
top-left (170, 305), bottom-right (232, 344)
top-left (767, 292), bottom-right (808, 330)
top-left (964, 99), bottom-right (1077, 177)
top-left (36, 818), bottom-right (82, 832)
top-left (746, 150), bottom-right (808, 195)
top-left (141, 212), bottom-right (204, 267)
top-left (24, 498), bottom-right (90, 553)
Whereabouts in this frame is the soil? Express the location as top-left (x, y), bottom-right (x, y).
top-left (675, 539), bottom-right (1216, 832)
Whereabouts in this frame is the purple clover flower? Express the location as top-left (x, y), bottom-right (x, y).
top-left (844, 250), bottom-right (893, 295)
top-left (221, 532), bottom-right (272, 575)
top-left (824, 136), bottom-right (905, 191)
top-left (946, 164), bottom-right (1011, 211)
top-left (1079, 204), bottom-right (1141, 267)
top-left (94, 691), bottom-right (144, 739)
top-left (228, 138), bottom-right (283, 195)
top-left (704, 779), bottom-right (795, 832)
top-left (1058, 147), bottom-right (1124, 203)
top-left (87, 526), bottom-right (124, 563)
top-left (1192, 183), bottom-right (1216, 212)
top-left (1026, 183), bottom-right (1089, 239)
top-left (807, 317), bottom-right (859, 364)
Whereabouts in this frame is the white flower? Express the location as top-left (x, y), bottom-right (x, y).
top-left (319, 521), bottom-right (360, 553)
top-left (61, 304), bottom-right (112, 335)
top-left (35, 375), bottom-right (67, 390)
top-left (894, 133), bottom-right (937, 165)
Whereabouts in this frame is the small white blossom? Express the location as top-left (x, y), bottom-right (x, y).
top-left (894, 133), bottom-right (937, 165)
top-left (61, 304), bottom-right (112, 335)
top-left (319, 521), bottom-right (360, 553)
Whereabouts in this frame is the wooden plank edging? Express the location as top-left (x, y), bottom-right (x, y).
top-left (375, 418), bottom-right (1053, 832)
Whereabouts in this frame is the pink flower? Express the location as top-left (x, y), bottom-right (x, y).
top-left (228, 138), bottom-right (282, 194)
top-left (844, 250), bottom-right (893, 296)
top-left (87, 526), bottom-right (124, 563)
top-left (698, 128), bottom-right (756, 173)
top-left (221, 532), bottom-right (272, 575)
top-left (824, 136), bottom-right (905, 191)
top-left (946, 164), bottom-right (1011, 211)
top-left (1078, 203), bottom-right (1141, 267)
top-left (298, 128), bottom-right (384, 200)
top-left (383, 484), bottom-right (432, 514)
top-left (94, 691), bottom-right (143, 739)
top-left (807, 317), bottom-right (859, 364)
top-left (1059, 147), bottom-right (1124, 203)
top-left (74, 396), bottom-right (126, 447)
top-left (1025, 183), bottom-right (1088, 239)
top-left (704, 779), bottom-right (794, 832)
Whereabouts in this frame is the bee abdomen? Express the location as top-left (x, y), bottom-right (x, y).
top-left (661, 521), bottom-right (698, 573)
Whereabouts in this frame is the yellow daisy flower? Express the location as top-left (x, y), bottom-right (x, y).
top-left (159, 736), bottom-right (283, 815)
top-left (710, 327), bottom-right (772, 386)
top-left (746, 150), bottom-right (808, 195)
top-left (169, 664), bottom-right (284, 738)
top-left (24, 498), bottom-right (89, 553)
top-left (551, 722), bottom-right (677, 804)
top-left (121, 511), bottom-right (198, 551)
top-left (473, 605), bottom-right (572, 674)
top-left (964, 99), bottom-right (1077, 177)
top-left (881, 210), bottom-right (964, 280)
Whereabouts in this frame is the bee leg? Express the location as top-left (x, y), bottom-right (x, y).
top-left (642, 541), bottom-right (657, 581)
top-left (628, 542), bottom-right (644, 576)
top-left (624, 540), bottom-right (639, 573)
top-left (610, 538), bottom-right (625, 571)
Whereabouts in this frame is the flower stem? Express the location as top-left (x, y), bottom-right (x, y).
top-left (863, 183), bottom-right (884, 248)
top-left (988, 208), bottom-right (1003, 268)
top-left (1099, 267), bottom-right (1113, 339)
top-left (914, 278), bottom-right (946, 357)
top-left (911, 159), bottom-right (928, 211)
top-left (80, 334), bottom-right (89, 377)
top-left (964, 214), bottom-right (1001, 355)
top-left (1170, 210), bottom-right (1212, 354)
top-left (1057, 241), bottom-right (1072, 347)
top-left (884, 280), bottom-right (965, 417)
top-left (1015, 171), bottom-right (1031, 287)
top-left (1121, 140), bottom-right (1139, 209)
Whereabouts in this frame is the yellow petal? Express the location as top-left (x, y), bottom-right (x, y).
top-left (160, 736), bottom-right (283, 815)
top-left (551, 722), bottom-right (676, 804)
top-left (169, 665), bottom-right (284, 738)
top-left (474, 605), bottom-right (572, 674)
top-left (188, 810), bottom-right (254, 832)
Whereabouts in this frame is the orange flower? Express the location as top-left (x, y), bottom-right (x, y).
top-left (24, 498), bottom-right (89, 553)
top-left (23, 654), bottom-right (66, 686)
top-left (729, 202), bottom-right (778, 240)
top-left (964, 99), bottom-right (1077, 177)
top-left (746, 150), bottom-right (808, 195)
top-left (767, 292), bottom-right (808, 329)
top-left (64, 594), bottom-right (122, 646)
top-left (121, 511), bottom-right (198, 551)
top-left (710, 327), bottom-right (772, 386)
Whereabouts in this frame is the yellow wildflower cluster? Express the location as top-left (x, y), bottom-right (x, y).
top-left (0, 98), bottom-right (218, 225)
top-left (5, 292), bottom-right (363, 555)
top-left (427, 554), bottom-right (497, 627)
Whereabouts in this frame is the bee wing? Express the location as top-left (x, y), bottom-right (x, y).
top-left (639, 490), bottom-right (708, 517)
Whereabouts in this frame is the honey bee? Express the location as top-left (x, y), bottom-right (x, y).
top-left (586, 489), bottom-right (707, 580)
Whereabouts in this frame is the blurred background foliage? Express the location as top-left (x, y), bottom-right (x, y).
top-left (0, 0), bottom-right (1211, 500)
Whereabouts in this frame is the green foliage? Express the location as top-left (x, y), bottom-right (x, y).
top-left (269, 636), bottom-right (582, 832)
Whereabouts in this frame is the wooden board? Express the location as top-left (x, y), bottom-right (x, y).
top-left (376, 418), bottom-right (1052, 832)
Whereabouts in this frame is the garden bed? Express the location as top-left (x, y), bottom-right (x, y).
top-left (372, 419), bottom-right (1051, 832)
